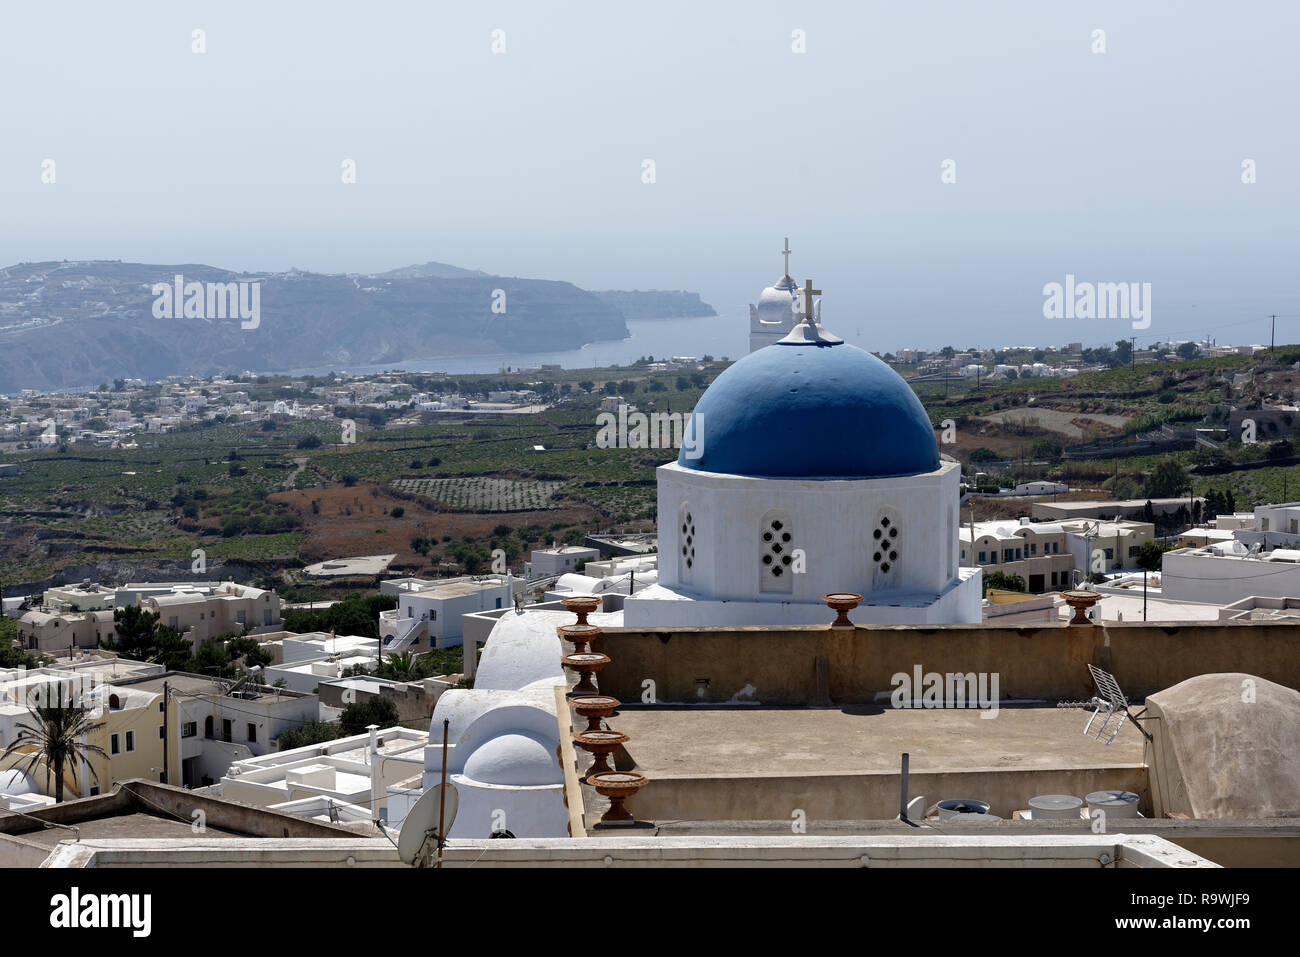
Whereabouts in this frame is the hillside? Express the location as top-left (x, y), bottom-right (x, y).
top-left (592, 289), bottom-right (717, 319)
top-left (376, 261), bottom-right (492, 280)
top-left (0, 261), bottom-right (630, 392)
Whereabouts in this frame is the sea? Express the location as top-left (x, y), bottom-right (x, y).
top-left (287, 311), bottom-right (749, 379)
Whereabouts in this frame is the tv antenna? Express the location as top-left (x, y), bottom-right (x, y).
top-left (1056, 664), bottom-right (1152, 745)
top-left (379, 719), bottom-right (458, 867)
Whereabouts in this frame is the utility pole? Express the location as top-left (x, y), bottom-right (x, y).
top-left (1271, 314), bottom-right (1277, 353)
top-left (1129, 336), bottom-right (1136, 369)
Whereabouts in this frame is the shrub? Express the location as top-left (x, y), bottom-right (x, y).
top-left (340, 697), bottom-right (400, 736)
top-left (983, 571), bottom-right (1027, 594)
top-left (278, 720), bottom-right (344, 751)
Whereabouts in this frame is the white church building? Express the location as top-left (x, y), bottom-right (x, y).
top-left (748, 237), bottom-right (802, 352)
top-left (628, 292), bottom-right (981, 626)
top-left (412, 257), bottom-right (982, 838)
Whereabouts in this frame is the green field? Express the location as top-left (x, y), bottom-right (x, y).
top-left (0, 365), bottom-right (710, 583)
top-left (3, 350), bottom-right (1297, 587)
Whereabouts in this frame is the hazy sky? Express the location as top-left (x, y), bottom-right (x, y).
top-left (2, 1), bottom-right (1297, 353)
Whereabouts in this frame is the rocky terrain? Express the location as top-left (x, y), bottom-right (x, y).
top-left (0, 260), bottom-right (636, 392)
top-left (592, 289), bottom-right (717, 319)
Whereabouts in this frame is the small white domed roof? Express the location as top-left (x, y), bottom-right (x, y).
top-left (0, 768), bottom-right (38, 796)
top-left (756, 275), bottom-right (798, 322)
top-left (462, 732), bottom-right (562, 786)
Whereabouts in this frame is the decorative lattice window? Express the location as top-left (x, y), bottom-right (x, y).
top-left (680, 506), bottom-right (696, 577)
top-left (760, 510), bottom-right (794, 592)
top-left (871, 512), bottom-right (900, 574)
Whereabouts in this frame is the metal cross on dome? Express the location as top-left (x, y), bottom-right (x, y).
top-left (801, 278), bottom-right (821, 321)
top-left (782, 237), bottom-right (792, 276)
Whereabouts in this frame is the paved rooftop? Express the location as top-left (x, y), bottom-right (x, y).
top-left (612, 704), bottom-right (1143, 777)
top-left (7, 811), bottom-right (245, 848)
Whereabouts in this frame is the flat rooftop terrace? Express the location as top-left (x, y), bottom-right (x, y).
top-left (588, 704), bottom-right (1148, 825)
top-left (11, 811), bottom-right (248, 849)
top-left (613, 704), bottom-right (1142, 777)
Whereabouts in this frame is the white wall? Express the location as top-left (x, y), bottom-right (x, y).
top-left (651, 460), bottom-right (978, 623)
top-left (1162, 549), bottom-right (1300, 605)
top-left (399, 582), bottom-right (511, 647)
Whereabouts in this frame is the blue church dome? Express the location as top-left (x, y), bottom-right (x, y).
top-left (677, 334), bottom-right (940, 479)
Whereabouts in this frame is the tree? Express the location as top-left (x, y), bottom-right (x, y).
top-left (1029, 438), bottom-right (1062, 461)
top-left (1114, 339), bottom-right (1133, 366)
top-left (1266, 440), bottom-right (1293, 460)
top-left (277, 720), bottom-right (344, 751)
top-left (227, 635), bottom-right (273, 670)
top-left (340, 697), bottom-right (400, 736)
top-left (153, 626), bottom-right (193, 671)
top-left (282, 593), bottom-right (395, 640)
top-left (578, 381), bottom-right (595, 393)
top-left (191, 637), bottom-right (236, 678)
top-left (386, 651), bottom-right (416, 681)
top-left (983, 571), bottom-right (1027, 596)
top-left (296, 434), bottom-right (322, 449)
top-left (601, 381), bottom-right (619, 395)
top-left (2, 697), bottom-right (107, 802)
top-left (968, 447), bottom-right (1000, 463)
top-left (110, 606), bottom-right (160, 657)
top-left (0, 617), bottom-right (39, 670)
top-left (1175, 342), bottom-right (1200, 361)
top-left (1204, 489), bottom-right (1224, 520)
top-left (1136, 540), bottom-right (1164, 572)
top-left (1146, 459), bottom-right (1189, 498)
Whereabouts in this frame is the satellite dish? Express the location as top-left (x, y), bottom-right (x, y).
top-left (397, 783), bottom-right (459, 867)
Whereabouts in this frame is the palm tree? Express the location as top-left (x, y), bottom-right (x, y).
top-left (2, 700), bottom-right (108, 803)
top-left (387, 650), bottom-right (416, 681)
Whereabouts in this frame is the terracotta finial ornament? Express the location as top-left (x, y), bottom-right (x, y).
top-left (823, 592), bottom-right (863, 628)
top-left (562, 652), bottom-right (610, 695)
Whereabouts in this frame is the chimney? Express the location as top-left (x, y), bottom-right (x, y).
top-left (368, 723), bottom-right (383, 823)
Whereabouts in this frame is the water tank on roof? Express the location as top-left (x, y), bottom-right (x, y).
top-left (1086, 790), bottom-right (1140, 819)
top-left (933, 798), bottom-right (999, 820)
top-left (1028, 794), bottom-right (1083, 820)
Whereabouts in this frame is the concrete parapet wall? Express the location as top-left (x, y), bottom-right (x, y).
top-left (592, 622), bottom-right (1300, 705)
top-left (626, 765), bottom-right (1148, 822)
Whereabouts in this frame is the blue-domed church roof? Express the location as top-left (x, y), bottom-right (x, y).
top-left (678, 313), bottom-right (939, 479)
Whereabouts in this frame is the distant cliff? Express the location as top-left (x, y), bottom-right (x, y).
top-left (0, 261), bottom-right (631, 392)
top-left (592, 290), bottom-right (717, 320)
